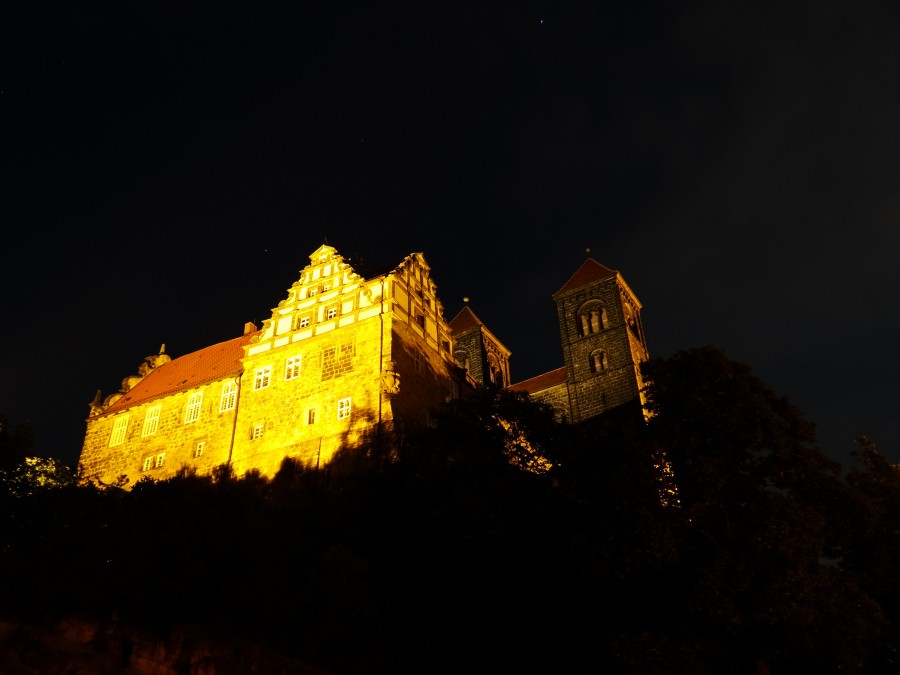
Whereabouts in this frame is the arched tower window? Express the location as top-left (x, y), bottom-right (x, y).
top-left (578, 301), bottom-right (608, 336)
top-left (589, 350), bottom-right (608, 374)
top-left (487, 354), bottom-right (503, 387)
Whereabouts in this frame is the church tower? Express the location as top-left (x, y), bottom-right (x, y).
top-left (448, 304), bottom-right (511, 388)
top-left (552, 257), bottom-right (649, 423)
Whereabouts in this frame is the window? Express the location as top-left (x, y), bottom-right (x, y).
top-left (414, 312), bottom-right (425, 328)
top-left (590, 350), bottom-right (609, 374)
top-left (254, 366), bottom-right (272, 390)
top-left (109, 416), bottom-right (129, 447)
top-left (307, 408), bottom-right (316, 424)
top-left (285, 355), bottom-right (302, 380)
top-left (142, 456), bottom-right (153, 472)
top-left (220, 381), bottom-right (237, 412)
top-left (155, 452), bottom-right (166, 468)
top-left (185, 391), bottom-right (203, 423)
top-left (414, 350), bottom-right (423, 373)
top-left (308, 288), bottom-right (317, 297)
top-left (326, 306), bottom-right (338, 320)
top-left (141, 406), bottom-right (161, 437)
top-left (449, 379), bottom-right (459, 400)
top-left (251, 423), bottom-right (265, 440)
top-left (298, 315), bottom-right (311, 329)
top-left (578, 302), bottom-right (608, 336)
top-left (322, 283), bottom-right (331, 292)
top-left (195, 441), bottom-right (206, 458)
top-left (338, 397), bottom-right (352, 420)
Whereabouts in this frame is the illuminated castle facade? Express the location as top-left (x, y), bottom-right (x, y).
top-left (78, 245), bottom-right (648, 486)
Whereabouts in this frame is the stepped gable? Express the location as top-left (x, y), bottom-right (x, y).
top-left (555, 258), bottom-right (618, 295)
top-left (101, 332), bottom-right (259, 415)
top-left (508, 366), bottom-right (567, 394)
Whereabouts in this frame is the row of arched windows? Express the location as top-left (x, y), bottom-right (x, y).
top-left (577, 300), bottom-right (609, 336)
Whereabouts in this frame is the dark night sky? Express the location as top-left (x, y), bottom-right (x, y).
top-left (3, 2), bottom-right (899, 469)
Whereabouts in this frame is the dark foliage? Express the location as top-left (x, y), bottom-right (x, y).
top-left (1, 349), bottom-right (898, 674)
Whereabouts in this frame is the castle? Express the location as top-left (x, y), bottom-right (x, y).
top-left (78, 245), bottom-right (649, 486)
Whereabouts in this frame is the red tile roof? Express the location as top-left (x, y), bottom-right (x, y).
top-left (448, 305), bottom-right (484, 332)
top-left (555, 258), bottom-right (617, 295)
top-left (507, 366), bottom-right (568, 394)
top-left (101, 332), bottom-right (259, 416)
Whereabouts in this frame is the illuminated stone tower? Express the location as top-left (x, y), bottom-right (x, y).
top-left (552, 258), bottom-right (649, 422)
top-left (448, 304), bottom-right (511, 388)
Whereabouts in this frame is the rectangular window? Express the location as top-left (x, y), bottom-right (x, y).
top-left (285, 355), bottom-right (302, 380)
top-left (184, 391), bottom-right (203, 424)
top-left (308, 288), bottom-right (317, 297)
top-left (254, 366), bottom-right (272, 390)
top-left (142, 456), bottom-right (153, 472)
top-left (109, 415), bottom-right (129, 447)
top-left (414, 350), bottom-right (423, 373)
top-left (195, 441), bottom-right (206, 458)
top-left (141, 405), bottom-right (161, 437)
top-left (155, 452), bottom-right (166, 468)
top-left (251, 423), bottom-right (265, 440)
top-left (298, 315), bottom-right (310, 328)
top-left (449, 379), bottom-right (459, 400)
top-left (307, 408), bottom-right (316, 424)
top-left (338, 397), bottom-right (352, 420)
top-left (326, 306), bottom-right (338, 320)
top-left (220, 381), bottom-right (237, 412)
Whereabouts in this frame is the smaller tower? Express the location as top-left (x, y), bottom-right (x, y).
top-left (553, 257), bottom-right (649, 422)
top-left (448, 304), bottom-right (511, 388)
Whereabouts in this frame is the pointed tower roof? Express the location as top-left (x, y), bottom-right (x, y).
top-left (448, 305), bottom-right (485, 333)
top-left (553, 258), bottom-right (618, 297)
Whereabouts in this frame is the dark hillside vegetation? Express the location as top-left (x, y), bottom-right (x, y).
top-left (0, 347), bottom-right (897, 674)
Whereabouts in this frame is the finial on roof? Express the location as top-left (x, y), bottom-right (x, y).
top-left (463, 296), bottom-right (470, 304)
top-left (585, 247), bottom-right (591, 255)
top-left (159, 343), bottom-right (166, 354)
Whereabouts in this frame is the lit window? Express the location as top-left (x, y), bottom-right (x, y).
top-left (308, 408), bottom-right (316, 424)
top-left (308, 288), bottom-right (318, 297)
top-left (142, 456), bottom-right (153, 472)
top-left (298, 316), bottom-right (311, 329)
top-left (338, 397), bottom-right (352, 420)
top-left (109, 416), bottom-right (129, 447)
top-left (326, 306), bottom-right (338, 320)
top-left (285, 355), bottom-right (302, 380)
top-left (141, 405), bottom-right (161, 437)
top-left (254, 366), bottom-right (272, 390)
top-left (185, 391), bottom-right (203, 423)
top-left (195, 441), bottom-right (206, 458)
top-left (251, 423), bottom-right (265, 440)
top-left (322, 283), bottom-right (331, 292)
top-left (155, 452), bottom-right (166, 468)
top-left (220, 381), bottom-right (237, 412)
